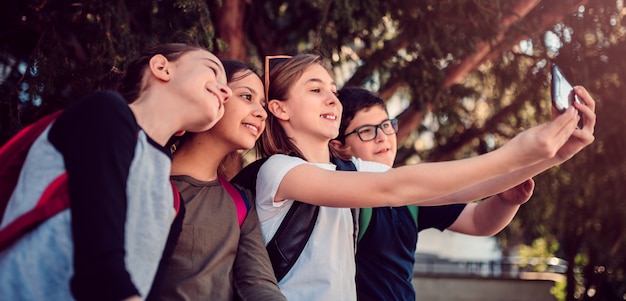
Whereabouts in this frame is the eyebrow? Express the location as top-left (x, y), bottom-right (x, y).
top-left (201, 57), bottom-right (226, 74)
top-left (348, 118), bottom-right (390, 131)
top-left (237, 85), bottom-right (258, 95)
top-left (305, 78), bottom-right (336, 87)
top-left (233, 85), bottom-right (266, 103)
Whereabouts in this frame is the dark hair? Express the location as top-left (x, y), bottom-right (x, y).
top-left (119, 43), bottom-right (207, 103)
top-left (257, 54), bottom-right (328, 159)
top-left (336, 87), bottom-right (388, 143)
top-left (222, 59), bottom-right (258, 83)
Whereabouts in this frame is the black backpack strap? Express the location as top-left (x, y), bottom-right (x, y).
top-left (232, 157), bottom-right (318, 282)
top-left (331, 157), bottom-right (357, 172)
top-left (265, 201), bottom-right (319, 281)
top-left (232, 156), bottom-right (358, 282)
top-left (230, 157), bottom-right (269, 192)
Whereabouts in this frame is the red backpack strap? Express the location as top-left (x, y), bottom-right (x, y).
top-left (0, 173), bottom-right (70, 252)
top-left (0, 111), bottom-right (63, 221)
top-left (0, 177), bottom-right (182, 253)
top-left (218, 176), bottom-right (250, 227)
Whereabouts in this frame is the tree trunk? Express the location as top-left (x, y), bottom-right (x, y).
top-left (216, 0), bottom-right (247, 60)
top-left (215, 0), bottom-right (248, 176)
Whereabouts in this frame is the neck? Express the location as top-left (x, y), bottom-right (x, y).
top-left (171, 134), bottom-right (232, 181)
top-left (281, 121), bottom-right (335, 163)
top-left (129, 90), bottom-right (182, 146)
top-left (293, 137), bottom-right (332, 163)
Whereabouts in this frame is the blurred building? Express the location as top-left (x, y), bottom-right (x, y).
top-left (413, 229), bottom-right (566, 301)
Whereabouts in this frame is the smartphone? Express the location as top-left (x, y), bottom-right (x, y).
top-left (551, 63), bottom-right (584, 126)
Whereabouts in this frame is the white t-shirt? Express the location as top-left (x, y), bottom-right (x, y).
top-left (255, 154), bottom-right (388, 301)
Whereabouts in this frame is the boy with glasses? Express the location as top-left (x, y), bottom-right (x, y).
top-left (330, 87), bottom-right (536, 301)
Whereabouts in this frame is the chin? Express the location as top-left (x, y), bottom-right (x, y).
top-left (237, 139), bottom-right (256, 150)
top-left (373, 155), bottom-right (394, 166)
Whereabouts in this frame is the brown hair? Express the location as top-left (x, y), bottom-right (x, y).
top-left (257, 54), bottom-right (331, 160)
top-left (119, 43), bottom-right (206, 103)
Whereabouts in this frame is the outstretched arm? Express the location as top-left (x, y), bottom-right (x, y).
top-left (447, 178), bottom-right (534, 236)
top-left (417, 86), bottom-right (596, 206)
top-left (276, 105), bottom-right (580, 208)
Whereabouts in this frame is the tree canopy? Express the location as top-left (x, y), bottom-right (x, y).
top-left (1, 0), bottom-right (625, 300)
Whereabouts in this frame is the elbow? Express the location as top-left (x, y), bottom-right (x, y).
top-left (472, 224), bottom-right (506, 236)
top-left (385, 190), bottom-right (406, 207)
top-left (478, 228), bottom-right (501, 236)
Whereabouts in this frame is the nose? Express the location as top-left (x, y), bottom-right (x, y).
top-left (374, 126), bottom-right (388, 142)
top-left (327, 91), bottom-right (342, 116)
top-left (326, 90), bottom-right (339, 105)
top-left (254, 102), bottom-right (268, 121)
top-left (218, 83), bottom-right (233, 102)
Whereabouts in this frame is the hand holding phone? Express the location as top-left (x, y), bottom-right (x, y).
top-left (551, 63), bottom-right (584, 127)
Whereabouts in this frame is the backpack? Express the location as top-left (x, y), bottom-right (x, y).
top-left (357, 206), bottom-right (418, 242)
top-left (231, 156), bottom-right (358, 282)
top-left (0, 111), bottom-right (79, 252)
top-left (216, 176), bottom-right (250, 227)
top-left (0, 111), bottom-right (249, 252)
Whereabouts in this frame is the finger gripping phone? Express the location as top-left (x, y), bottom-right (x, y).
top-left (551, 63), bottom-right (584, 127)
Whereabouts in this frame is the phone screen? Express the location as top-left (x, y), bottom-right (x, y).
top-left (551, 64), bottom-right (579, 112)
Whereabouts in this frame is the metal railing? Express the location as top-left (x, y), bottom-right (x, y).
top-left (413, 255), bottom-right (567, 278)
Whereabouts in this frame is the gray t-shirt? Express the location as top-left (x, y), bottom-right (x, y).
top-left (161, 176), bottom-right (285, 301)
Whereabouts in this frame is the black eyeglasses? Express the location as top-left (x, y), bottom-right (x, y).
top-left (343, 118), bottom-right (398, 142)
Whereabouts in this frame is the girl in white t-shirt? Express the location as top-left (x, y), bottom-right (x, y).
top-left (243, 54), bottom-right (596, 301)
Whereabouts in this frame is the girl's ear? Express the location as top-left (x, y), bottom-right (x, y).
top-left (149, 54), bottom-right (172, 82)
top-left (329, 139), bottom-right (345, 151)
top-left (267, 99), bottom-right (289, 121)
top-left (329, 139), bottom-right (354, 159)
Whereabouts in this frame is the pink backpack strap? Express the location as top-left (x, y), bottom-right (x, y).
top-left (218, 176), bottom-right (250, 227)
top-left (0, 173), bottom-right (70, 252)
top-left (170, 180), bottom-right (181, 216)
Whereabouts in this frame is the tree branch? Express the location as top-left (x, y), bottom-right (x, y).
top-left (442, 0), bottom-right (542, 88)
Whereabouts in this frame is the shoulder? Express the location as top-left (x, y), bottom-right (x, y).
top-left (267, 154), bottom-right (305, 164)
top-left (49, 91), bottom-right (137, 153)
top-left (68, 91), bottom-right (129, 115)
top-left (55, 91), bottom-right (134, 130)
top-left (255, 155), bottom-right (309, 201)
top-left (81, 90), bottom-right (128, 106)
top-left (260, 155), bottom-right (307, 174)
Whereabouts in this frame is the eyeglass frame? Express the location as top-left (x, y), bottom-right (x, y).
top-left (264, 55), bottom-right (293, 102)
top-left (342, 118), bottom-right (399, 142)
